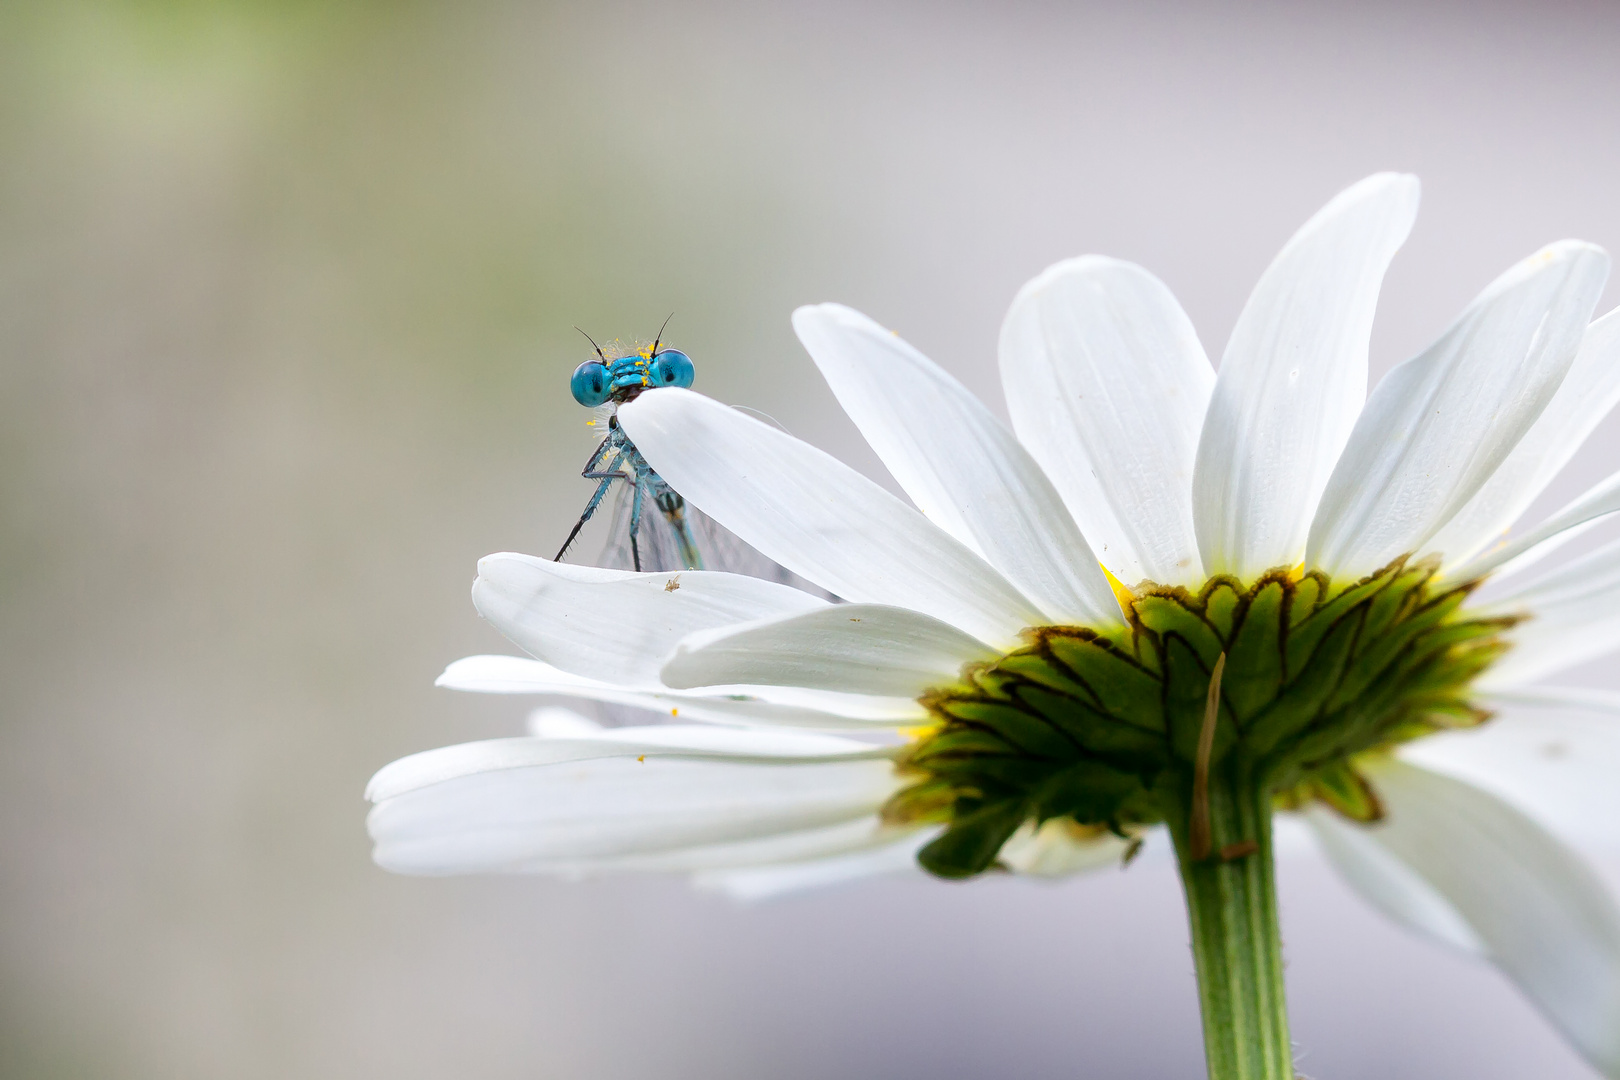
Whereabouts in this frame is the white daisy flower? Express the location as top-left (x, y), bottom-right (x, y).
top-left (369, 174), bottom-right (1620, 1078)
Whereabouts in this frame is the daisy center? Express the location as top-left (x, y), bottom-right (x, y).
top-left (886, 556), bottom-right (1517, 878)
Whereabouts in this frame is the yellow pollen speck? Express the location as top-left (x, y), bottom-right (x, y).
top-left (637, 755), bottom-right (646, 762)
top-left (670, 708), bottom-right (678, 717)
top-left (1100, 563), bottom-right (1136, 612)
top-left (585, 420), bottom-right (596, 427)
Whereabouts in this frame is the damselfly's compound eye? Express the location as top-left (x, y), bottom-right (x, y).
top-left (570, 360), bottom-right (611, 407)
top-left (649, 349), bottom-right (695, 389)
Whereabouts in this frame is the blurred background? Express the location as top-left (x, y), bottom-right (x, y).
top-left (4, 1), bottom-right (1620, 1076)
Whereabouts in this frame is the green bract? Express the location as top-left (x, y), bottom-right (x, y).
top-left (886, 556), bottom-right (1517, 879)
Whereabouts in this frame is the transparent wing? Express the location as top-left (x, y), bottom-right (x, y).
top-left (592, 479), bottom-right (833, 598)
top-left (594, 480), bottom-right (682, 574)
top-left (685, 502), bottom-right (834, 596)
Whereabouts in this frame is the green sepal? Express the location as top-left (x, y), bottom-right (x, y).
top-left (1290, 572), bottom-right (1326, 627)
top-left (1015, 684), bottom-right (1167, 770)
top-left (1244, 611), bottom-right (1360, 756)
top-left (917, 799), bottom-right (1029, 878)
top-left (1034, 630), bottom-right (1165, 733)
top-left (1223, 580), bottom-right (1285, 720)
top-left (1135, 594), bottom-right (1226, 669)
top-left (1307, 759), bottom-right (1385, 822)
top-left (1204, 579), bottom-right (1242, 639)
top-left (881, 777), bottom-right (957, 825)
top-left (1274, 759), bottom-right (1384, 823)
top-left (930, 698), bottom-right (1077, 759)
top-left (1326, 587), bottom-right (1457, 713)
top-left (1285, 570), bottom-right (1391, 675)
top-left (904, 727), bottom-right (1018, 761)
top-left (1030, 759), bottom-right (1145, 825)
top-left (996, 650), bottom-right (1093, 701)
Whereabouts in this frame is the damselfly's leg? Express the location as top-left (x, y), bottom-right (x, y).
top-left (627, 478), bottom-right (647, 572)
top-left (555, 443), bottom-right (626, 562)
top-left (579, 432), bottom-right (616, 475)
top-left (582, 447), bottom-right (628, 484)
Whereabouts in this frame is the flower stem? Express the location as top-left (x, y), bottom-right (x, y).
top-left (1167, 755), bottom-right (1293, 1080)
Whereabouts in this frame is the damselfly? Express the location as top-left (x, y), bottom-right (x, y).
top-left (553, 320), bottom-right (705, 573)
top-left (554, 325), bottom-right (834, 596)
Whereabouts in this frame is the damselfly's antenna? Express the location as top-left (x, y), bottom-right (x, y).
top-left (650, 312), bottom-right (675, 355)
top-left (575, 326), bottom-right (608, 363)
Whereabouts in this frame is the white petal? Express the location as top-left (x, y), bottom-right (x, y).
top-left (437, 654), bottom-right (927, 729)
top-left (526, 706), bottom-right (604, 737)
top-left (1399, 707), bottom-right (1620, 850)
top-left (794, 303), bottom-right (1120, 623)
top-left (1475, 516), bottom-right (1608, 587)
top-left (1476, 532), bottom-right (1620, 685)
top-left (1317, 759), bottom-right (1620, 1073)
top-left (1441, 461), bottom-right (1620, 586)
top-left (1305, 805), bottom-right (1485, 954)
top-left (617, 389), bottom-right (1047, 648)
top-left (1478, 684), bottom-right (1620, 714)
top-left (1429, 305), bottom-right (1620, 570)
top-left (367, 726), bottom-right (888, 802)
top-left (1270, 815), bottom-right (1316, 860)
top-left (368, 743), bottom-right (900, 875)
top-left (661, 603), bottom-right (999, 697)
top-left (999, 256), bottom-right (1213, 586)
top-left (472, 554), bottom-right (827, 687)
top-left (606, 817), bottom-right (914, 875)
top-left (1308, 241), bottom-right (1610, 579)
top-left (696, 828), bottom-right (935, 900)
top-left (997, 818), bottom-right (1130, 877)
top-left (1194, 173), bottom-right (1421, 579)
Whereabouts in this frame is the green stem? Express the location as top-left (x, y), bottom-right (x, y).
top-left (1166, 756), bottom-right (1293, 1080)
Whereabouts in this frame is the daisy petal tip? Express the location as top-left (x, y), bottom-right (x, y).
top-left (474, 550), bottom-right (554, 583)
top-left (432, 654), bottom-right (492, 690)
top-left (1014, 253), bottom-right (1153, 306)
top-left (791, 300), bottom-right (857, 329)
top-left (657, 662), bottom-right (698, 692)
top-left (789, 303), bottom-right (828, 337)
top-left (1290, 171), bottom-right (1420, 251)
top-left (1556, 240), bottom-right (1611, 280)
top-left (364, 761), bottom-right (404, 805)
top-left (1494, 239), bottom-right (1609, 294)
top-left (793, 303), bottom-right (896, 358)
top-left (1341, 170), bottom-right (1421, 211)
top-left (1546, 238), bottom-right (1608, 260)
top-left (1018, 252), bottom-right (1114, 290)
top-left (1371, 169), bottom-right (1420, 193)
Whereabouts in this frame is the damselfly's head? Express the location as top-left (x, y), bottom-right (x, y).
top-left (570, 321), bottom-right (694, 408)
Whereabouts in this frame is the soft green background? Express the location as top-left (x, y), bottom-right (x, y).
top-left (3, 2), bottom-right (1619, 1077)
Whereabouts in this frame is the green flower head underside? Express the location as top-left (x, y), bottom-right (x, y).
top-left (887, 556), bottom-right (1518, 879)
